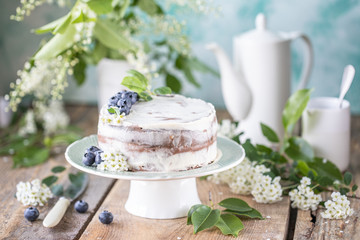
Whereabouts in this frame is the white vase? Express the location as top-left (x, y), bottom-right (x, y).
top-left (97, 59), bottom-right (132, 110)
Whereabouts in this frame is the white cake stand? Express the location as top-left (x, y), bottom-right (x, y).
top-left (65, 135), bottom-right (245, 219)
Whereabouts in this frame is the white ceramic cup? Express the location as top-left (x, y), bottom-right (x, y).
top-left (301, 97), bottom-right (350, 171)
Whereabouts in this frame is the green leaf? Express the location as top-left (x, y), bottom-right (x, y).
top-left (51, 184), bottom-right (64, 196)
top-left (122, 76), bottom-right (147, 93)
top-left (192, 206), bottom-right (221, 234)
top-left (119, 0), bottom-right (130, 18)
top-left (215, 214), bottom-right (244, 237)
top-left (108, 107), bottom-right (120, 116)
top-left (340, 187), bottom-right (350, 195)
top-left (33, 24), bottom-right (77, 60)
top-left (91, 42), bottom-right (107, 64)
top-left (224, 208), bottom-right (264, 219)
top-left (71, 10), bottom-right (92, 24)
top-left (83, 0), bottom-right (113, 14)
top-left (165, 74), bottom-right (182, 93)
top-left (51, 166), bottom-right (66, 173)
top-left (127, 69), bottom-right (149, 86)
top-left (242, 139), bottom-right (261, 161)
top-left (175, 55), bottom-right (201, 88)
top-left (73, 57), bottom-right (87, 85)
top-left (260, 123), bottom-right (279, 143)
top-left (184, 67), bottom-right (201, 88)
top-left (53, 13), bottom-right (72, 34)
top-left (137, 0), bottom-right (163, 16)
top-left (352, 184), bottom-right (358, 192)
top-left (308, 157), bottom-right (343, 182)
top-left (42, 175), bottom-right (59, 187)
top-left (316, 176), bottom-right (333, 187)
top-left (69, 172), bottom-right (87, 187)
top-left (296, 160), bottom-right (310, 176)
top-left (93, 18), bottom-right (134, 51)
top-left (154, 87), bottom-right (172, 95)
top-left (51, 132), bottom-right (81, 146)
top-left (282, 89), bottom-right (313, 133)
top-left (12, 147), bottom-right (50, 168)
top-left (285, 137), bottom-right (314, 162)
top-left (34, 15), bottom-right (68, 34)
top-left (344, 172), bottom-right (352, 186)
top-left (256, 144), bottom-right (273, 154)
top-left (218, 198), bottom-right (252, 213)
top-left (138, 91), bottom-right (153, 101)
top-left (187, 204), bottom-right (203, 225)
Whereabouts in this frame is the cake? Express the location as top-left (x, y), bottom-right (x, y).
top-left (97, 94), bottom-right (217, 172)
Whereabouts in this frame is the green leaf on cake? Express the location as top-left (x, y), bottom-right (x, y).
top-left (215, 214), bottom-right (244, 237)
top-left (154, 87), bottom-right (172, 95)
top-left (138, 91), bottom-right (153, 101)
top-left (108, 107), bottom-right (121, 116)
top-left (122, 76), bottom-right (147, 93)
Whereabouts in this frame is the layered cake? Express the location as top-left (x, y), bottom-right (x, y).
top-left (97, 94), bottom-right (217, 172)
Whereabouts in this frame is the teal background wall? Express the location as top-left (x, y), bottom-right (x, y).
top-left (1, 0), bottom-right (360, 113)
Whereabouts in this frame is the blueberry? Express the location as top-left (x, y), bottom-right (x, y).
top-left (108, 96), bottom-right (119, 107)
top-left (119, 106), bottom-right (130, 115)
top-left (87, 146), bottom-right (100, 153)
top-left (94, 150), bottom-right (103, 165)
top-left (74, 200), bottom-right (89, 213)
top-left (82, 152), bottom-right (96, 166)
top-left (117, 99), bottom-right (131, 108)
top-left (24, 207), bottom-right (39, 222)
top-left (129, 92), bottom-right (138, 104)
top-left (99, 210), bottom-right (113, 224)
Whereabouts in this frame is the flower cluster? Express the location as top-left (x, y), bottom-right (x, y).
top-left (289, 177), bottom-right (322, 210)
top-left (321, 192), bottom-right (354, 219)
top-left (101, 111), bottom-right (126, 126)
top-left (97, 150), bottom-right (129, 172)
top-left (10, 0), bottom-right (66, 21)
top-left (251, 176), bottom-right (283, 204)
top-left (16, 179), bottom-right (53, 206)
top-left (217, 119), bottom-right (238, 139)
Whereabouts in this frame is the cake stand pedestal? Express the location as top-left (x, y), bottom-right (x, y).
top-left (65, 135), bottom-right (245, 219)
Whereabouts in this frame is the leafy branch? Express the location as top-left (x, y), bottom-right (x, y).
top-left (187, 197), bottom-right (263, 237)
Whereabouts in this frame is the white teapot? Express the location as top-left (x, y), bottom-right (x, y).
top-left (208, 13), bottom-right (313, 144)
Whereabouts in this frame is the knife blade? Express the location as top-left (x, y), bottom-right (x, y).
top-left (43, 172), bottom-right (89, 228)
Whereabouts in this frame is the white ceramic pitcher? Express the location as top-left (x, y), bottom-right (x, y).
top-left (208, 13), bottom-right (313, 144)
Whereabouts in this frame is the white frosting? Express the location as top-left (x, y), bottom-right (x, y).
top-left (98, 94), bottom-right (217, 172)
top-left (100, 94), bottom-right (216, 131)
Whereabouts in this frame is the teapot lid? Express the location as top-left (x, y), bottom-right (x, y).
top-left (235, 13), bottom-right (284, 43)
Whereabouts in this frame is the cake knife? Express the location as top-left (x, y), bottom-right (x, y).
top-left (43, 173), bottom-right (89, 228)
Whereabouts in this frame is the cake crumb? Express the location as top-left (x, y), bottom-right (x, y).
top-left (266, 216), bottom-right (271, 219)
top-left (345, 220), bottom-right (350, 224)
top-left (177, 237), bottom-right (182, 240)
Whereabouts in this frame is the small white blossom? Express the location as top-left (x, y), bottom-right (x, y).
top-left (97, 150), bottom-right (129, 172)
top-left (16, 179), bottom-right (53, 206)
top-left (217, 119), bottom-right (239, 139)
top-left (18, 110), bottom-right (37, 136)
top-left (321, 192), bottom-right (354, 219)
top-left (251, 176), bottom-right (283, 204)
top-left (289, 177), bottom-right (322, 211)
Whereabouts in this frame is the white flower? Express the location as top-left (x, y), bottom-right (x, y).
top-left (289, 177), bottom-right (322, 211)
top-left (321, 192), bottom-right (354, 219)
top-left (251, 176), bottom-right (283, 204)
top-left (18, 110), bottom-right (37, 136)
top-left (97, 150), bottom-right (129, 172)
top-left (217, 119), bottom-right (238, 139)
top-left (16, 179), bottom-right (53, 206)
top-left (35, 100), bottom-right (69, 135)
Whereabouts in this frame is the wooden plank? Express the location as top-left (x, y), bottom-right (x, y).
top-left (0, 155), bottom-right (115, 240)
top-left (293, 116), bottom-right (360, 239)
top-left (80, 179), bottom-right (291, 240)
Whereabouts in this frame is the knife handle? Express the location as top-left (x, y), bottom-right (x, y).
top-left (43, 197), bottom-right (70, 228)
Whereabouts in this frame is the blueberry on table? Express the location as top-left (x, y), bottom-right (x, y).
top-left (99, 210), bottom-right (113, 224)
top-left (82, 152), bottom-right (96, 166)
top-left (24, 207), bottom-right (39, 222)
top-left (74, 200), bottom-right (89, 213)
top-left (94, 151), bottom-right (104, 165)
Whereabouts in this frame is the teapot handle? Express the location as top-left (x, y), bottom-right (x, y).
top-left (287, 32), bottom-right (313, 89)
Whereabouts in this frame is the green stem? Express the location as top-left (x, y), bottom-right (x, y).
top-left (282, 184), bottom-right (299, 190)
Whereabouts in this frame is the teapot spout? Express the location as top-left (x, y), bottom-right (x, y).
top-left (206, 43), bottom-right (252, 121)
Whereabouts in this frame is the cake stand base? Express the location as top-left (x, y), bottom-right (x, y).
top-left (125, 178), bottom-right (201, 219)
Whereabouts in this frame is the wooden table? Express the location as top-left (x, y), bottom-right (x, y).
top-left (0, 105), bottom-right (359, 240)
